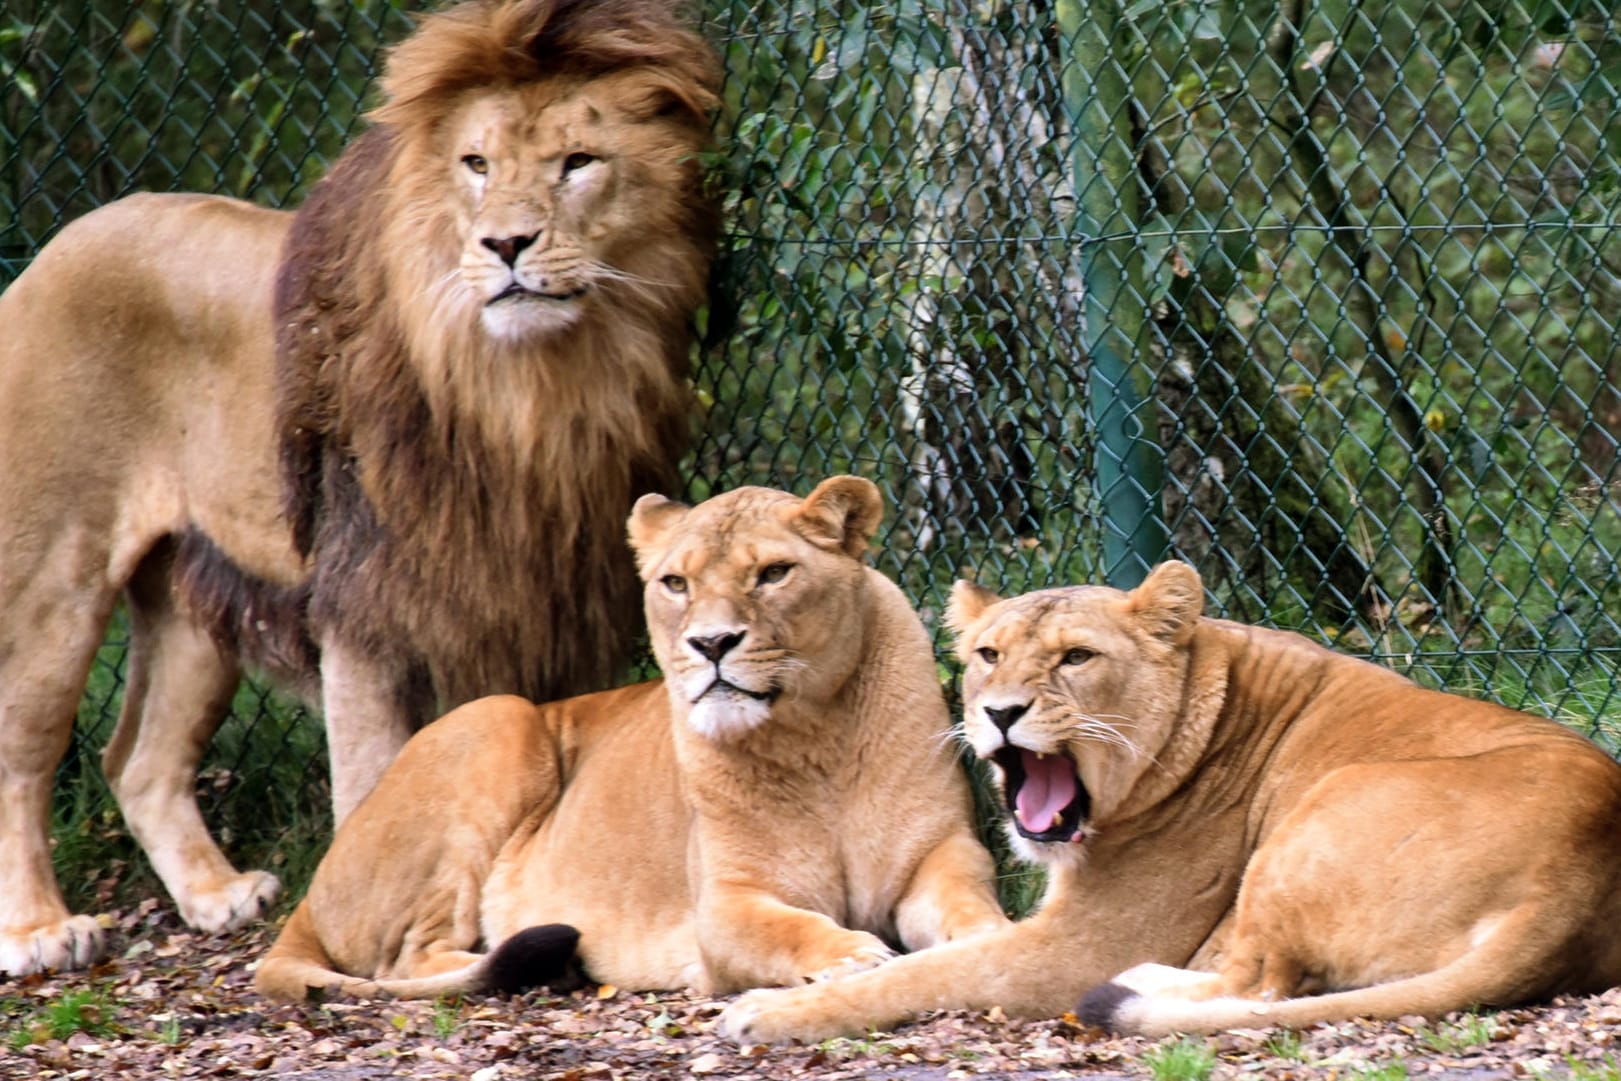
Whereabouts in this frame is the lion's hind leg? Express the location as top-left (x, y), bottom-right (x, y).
top-left (102, 550), bottom-right (279, 934)
top-left (0, 547), bottom-right (124, 975)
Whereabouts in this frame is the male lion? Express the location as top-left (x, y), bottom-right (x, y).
top-left (251, 476), bottom-right (1009, 1001)
top-left (0, 0), bottom-right (719, 976)
top-left (721, 561), bottom-right (1621, 1042)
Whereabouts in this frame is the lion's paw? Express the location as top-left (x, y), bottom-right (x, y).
top-left (802, 938), bottom-right (896, 983)
top-left (177, 870), bottom-right (281, 934)
top-left (0, 914), bottom-right (106, 977)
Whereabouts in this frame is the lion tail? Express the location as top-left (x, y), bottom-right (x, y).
top-left (1080, 935), bottom-right (1549, 1039)
top-left (255, 905), bottom-right (584, 1002)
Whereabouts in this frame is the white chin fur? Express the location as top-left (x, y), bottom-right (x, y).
top-left (1005, 822), bottom-right (1090, 869)
top-left (686, 695), bottom-right (773, 741)
top-left (479, 297), bottom-right (581, 340)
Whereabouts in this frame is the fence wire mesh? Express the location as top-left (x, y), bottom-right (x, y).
top-left (4, 0), bottom-right (1619, 882)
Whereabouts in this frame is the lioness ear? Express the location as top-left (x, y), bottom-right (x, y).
top-left (626, 492), bottom-right (689, 573)
top-left (946, 580), bottom-right (1003, 659)
top-left (792, 475), bottom-right (884, 558)
top-left (1129, 561), bottom-right (1204, 644)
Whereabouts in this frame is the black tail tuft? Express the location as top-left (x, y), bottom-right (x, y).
top-left (1077, 981), bottom-right (1140, 1032)
top-left (483, 924), bottom-right (586, 994)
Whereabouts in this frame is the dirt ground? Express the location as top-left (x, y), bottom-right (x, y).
top-left (4, 907), bottom-right (1621, 1081)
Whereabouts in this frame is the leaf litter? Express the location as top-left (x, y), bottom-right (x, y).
top-left (3, 909), bottom-right (1621, 1080)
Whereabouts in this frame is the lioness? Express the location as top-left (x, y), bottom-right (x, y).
top-left (722, 560), bottom-right (1621, 1042)
top-left (253, 477), bottom-right (1009, 1000)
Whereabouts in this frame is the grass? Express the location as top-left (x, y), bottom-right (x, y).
top-left (1140, 1037), bottom-right (1217, 1081)
top-left (816, 1035), bottom-right (901, 1059)
top-left (1352, 1064), bottom-right (1410, 1081)
top-left (1419, 1013), bottom-right (1497, 1053)
top-left (5, 987), bottom-right (119, 1049)
top-left (1262, 1029), bottom-right (1308, 1061)
top-left (432, 997), bottom-right (462, 1040)
top-left (1558, 1054), bottom-right (1621, 1081)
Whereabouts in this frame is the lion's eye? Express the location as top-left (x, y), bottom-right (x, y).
top-left (561, 151), bottom-right (597, 176)
top-left (661, 575), bottom-right (687, 594)
top-left (1061, 647), bottom-right (1095, 666)
top-left (756, 563), bottom-right (792, 586)
top-left (462, 154), bottom-right (489, 175)
top-left (976, 647), bottom-right (999, 665)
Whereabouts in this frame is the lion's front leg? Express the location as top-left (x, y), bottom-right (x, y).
top-left (700, 885), bottom-right (897, 992)
top-left (318, 639), bottom-right (421, 824)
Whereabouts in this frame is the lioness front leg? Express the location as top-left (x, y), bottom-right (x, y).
top-left (893, 832), bottom-right (1011, 948)
top-left (701, 886), bottom-right (896, 990)
top-left (721, 910), bottom-right (1087, 1044)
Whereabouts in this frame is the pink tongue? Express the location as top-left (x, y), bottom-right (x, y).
top-left (1015, 749), bottom-right (1076, 833)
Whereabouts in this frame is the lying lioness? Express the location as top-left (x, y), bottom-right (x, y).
top-left (722, 560), bottom-right (1621, 1041)
top-left (253, 476), bottom-right (1008, 1000)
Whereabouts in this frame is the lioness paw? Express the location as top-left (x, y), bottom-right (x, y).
top-left (0, 914), bottom-right (105, 977)
top-left (177, 870), bottom-right (281, 934)
top-left (802, 937), bottom-right (896, 983)
top-left (721, 985), bottom-right (854, 1046)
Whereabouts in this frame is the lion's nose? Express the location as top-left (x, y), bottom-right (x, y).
top-left (482, 231), bottom-right (538, 266)
top-left (687, 630), bottom-right (745, 662)
top-left (983, 703), bottom-right (1030, 734)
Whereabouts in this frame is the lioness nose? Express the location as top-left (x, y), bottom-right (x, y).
top-left (482, 231), bottom-right (538, 266)
top-left (688, 631), bottom-right (745, 662)
top-left (983, 703), bottom-right (1030, 734)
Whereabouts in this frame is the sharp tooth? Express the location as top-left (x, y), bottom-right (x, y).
top-left (1038, 751), bottom-right (1048, 760)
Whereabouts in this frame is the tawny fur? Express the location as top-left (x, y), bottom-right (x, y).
top-left (253, 478), bottom-right (1009, 1002)
top-left (721, 561), bottom-right (1621, 1043)
top-left (0, 0), bottom-right (718, 977)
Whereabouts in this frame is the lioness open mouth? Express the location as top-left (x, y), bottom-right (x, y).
top-left (993, 746), bottom-right (1091, 843)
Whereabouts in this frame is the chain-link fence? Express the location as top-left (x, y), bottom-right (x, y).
top-left (5, 0), bottom-right (1619, 891)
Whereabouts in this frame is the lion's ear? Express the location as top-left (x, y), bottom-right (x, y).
top-left (945, 580), bottom-right (1003, 658)
top-left (1129, 561), bottom-right (1204, 644)
top-left (627, 492), bottom-right (690, 571)
top-left (792, 475), bottom-right (884, 558)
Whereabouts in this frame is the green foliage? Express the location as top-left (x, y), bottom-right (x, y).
top-left (1140, 1036), bottom-right (1218, 1081)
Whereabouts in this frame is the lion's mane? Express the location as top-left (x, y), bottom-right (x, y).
top-left (257, 0), bottom-right (719, 716)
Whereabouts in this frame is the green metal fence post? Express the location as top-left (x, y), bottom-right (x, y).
top-left (1057, 0), bottom-right (1166, 588)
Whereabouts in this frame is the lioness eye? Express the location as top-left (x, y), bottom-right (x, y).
top-left (757, 563), bottom-right (792, 586)
top-left (562, 151), bottom-right (596, 176)
top-left (976, 647), bottom-right (999, 664)
top-left (661, 575), bottom-right (687, 594)
top-left (462, 154), bottom-right (489, 175)
top-left (1061, 648), bottom-right (1095, 666)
